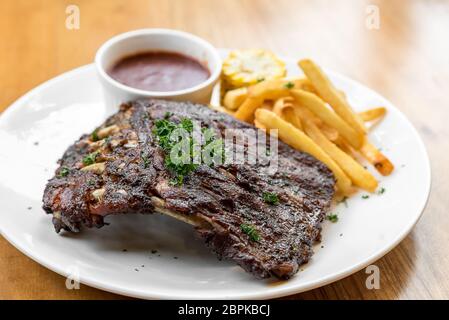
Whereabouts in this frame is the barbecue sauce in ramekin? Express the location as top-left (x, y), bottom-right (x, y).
top-left (108, 51), bottom-right (210, 92)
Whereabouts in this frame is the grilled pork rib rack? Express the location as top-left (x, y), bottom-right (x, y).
top-left (43, 99), bottom-right (335, 279)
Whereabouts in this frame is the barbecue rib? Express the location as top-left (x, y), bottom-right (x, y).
top-left (43, 99), bottom-right (335, 279)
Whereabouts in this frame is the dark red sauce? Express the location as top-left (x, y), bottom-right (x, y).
top-left (108, 51), bottom-right (210, 92)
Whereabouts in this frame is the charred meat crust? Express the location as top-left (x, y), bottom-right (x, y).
top-left (42, 99), bottom-right (335, 279)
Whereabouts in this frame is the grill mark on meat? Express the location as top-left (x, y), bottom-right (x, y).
top-left (42, 99), bottom-right (335, 279)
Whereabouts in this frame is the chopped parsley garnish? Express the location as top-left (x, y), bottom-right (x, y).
top-left (263, 192), bottom-right (279, 205)
top-left (104, 136), bottom-right (112, 145)
top-left (377, 187), bottom-right (386, 195)
top-left (169, 176), bottom-right (184, 186)
top-left (284, 81), bottom-right (294, 89)
top-left (326, 213), bottom-right (339, 223)
top-left (59, 166), bottom-right (70, 177)
top-left (362, 194), bottom-right (370, 199)
top-left (240, 224), bottom-right (260, 242)
top-left (201, 127), bottom-right (225, 167)
top-left (153, 118), bottom-right (224, 185)
top-left (164, 158), bottom-right (198, 185)
top-left (256, 77), bottom-right (265, 83)
top-left (91, 129), bottom-right (99, 142)
top-left (141, 153), bottom-right (150, 168)
top-left (164, 111), bottom-right (173, 119)
top-left (82, 151), bottom-right (99, 166)
top-left (160, 119), bottom-right (198, 185)
top-left (180, 118), bottom-right (194, 133)
top-left (201, 127), bottom-right (215, 144)
top-left (153, 119), bottom-right (178, 151)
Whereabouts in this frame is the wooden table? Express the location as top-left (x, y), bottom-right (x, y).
top-left (1, 0), bottom-right (448, 300)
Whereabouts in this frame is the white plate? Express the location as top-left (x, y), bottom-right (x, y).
top-left (0, 51), bottom-right (431, 299)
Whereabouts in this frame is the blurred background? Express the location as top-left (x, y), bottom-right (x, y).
top-left (1, 0), bottom-right (448, 299)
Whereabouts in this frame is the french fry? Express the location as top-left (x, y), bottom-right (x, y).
top-left (273, 97), bottom-right (303, 130)
top-left (285, 78), bottom-right (317, 93)
top-left (359, 107), bottom-right (387, 122)
top-left (359, 138), bottom-right (394, 176)
top-left (291, 89), bottom-right (363, 149)
top-left (247, 100), bottom-right (273, 124)
top-left (333, 137), bottom-right (357, 159)
top-left (208, 104), bottom-right (235, 116)
top-left (223, 87), bottom-right (248, 110)
top-left (254, 119), bottom-right (266, 130)
top-left (261, 100), bottom-right (274, 111)
top-left (254, 109), bottom-right (353, 195)
top-left (234, 96), bottom-right (264, 122)
top-left (298, 59), bottom-right (367, 134)
top-left (303, 120), bottom-right (378, 192)
top-left (234, 78), bottom-right (310, 122)
top-left (285, 109), bottom-right (303, 131)
top-left (293, 100), bottom-right (339, 141)
top-left (301, 80), bottom-right (318, 94)
top-left (292, 102), bottom-right (322, 126)
top-left (319, 124), bottom-right (339, 142)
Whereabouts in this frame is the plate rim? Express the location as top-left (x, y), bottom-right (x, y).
top-left (0, 60), bottom-right (432, 299)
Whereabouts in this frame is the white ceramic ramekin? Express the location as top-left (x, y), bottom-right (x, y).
top-left (95, 29), bottom-right (222, 115)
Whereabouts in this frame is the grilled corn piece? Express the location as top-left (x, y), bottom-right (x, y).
top-left (222, 49), bottom-right (286, 88)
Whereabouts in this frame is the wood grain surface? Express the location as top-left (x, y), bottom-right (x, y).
top-left (1, 0), bottom-right (448, 300)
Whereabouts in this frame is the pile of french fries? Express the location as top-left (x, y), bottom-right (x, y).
top-left (220, 59), bottom-right (394, 196)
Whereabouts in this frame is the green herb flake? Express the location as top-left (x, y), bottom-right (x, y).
top-left (82, 151), bottom-right (99, 166)
top-left (240, 224), bottom-right (260, 242)
top-left (180, 118), bottom-right (194, 133)
top-left (164, 112), bottom-right (173, 119)
top-left (141, 154), bottom-right (150, 169)
top-left (377, 187), bottom-right (386, 195)
top-left (256, 77), bottom-right (265, 83)
top-left (284, 81), bottom-right (294, 89)
top-left (91, 129), bottom-right (99, 142)
top-left (202, 127), bottom-right (216, 144)
top-left (153, 119), bottom-right (178, 151)
top-left (169, 176), bottom-right (184, 186)
top-left (59, 166), bottom-right (70, 177)
top-left (104, 136), bottom-right (112, 145)
top-left (326, 214), bottom-right (339, 223)
top-left (362, 194), bottom-right (370, 199)
top-left (263, 192), bottom-right (279, 205)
